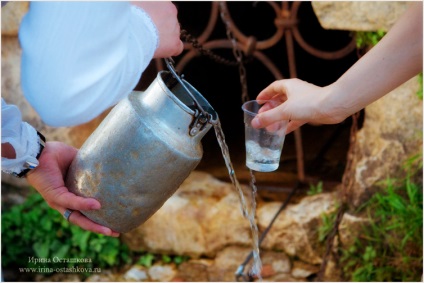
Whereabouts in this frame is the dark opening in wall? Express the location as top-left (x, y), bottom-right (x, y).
top-left (137, 2), bottom-right (361, 193)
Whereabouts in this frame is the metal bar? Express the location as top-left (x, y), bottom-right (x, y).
top-left (285, 25), bottom-right (305, 182)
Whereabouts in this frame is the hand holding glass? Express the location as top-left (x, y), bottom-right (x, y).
top-left (242, 100), bottom-right (288, 172)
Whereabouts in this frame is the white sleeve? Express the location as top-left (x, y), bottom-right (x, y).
top-left (19, 2), bottom-right (159, 127)
top-left (1, 98), bottom-right (41, 175)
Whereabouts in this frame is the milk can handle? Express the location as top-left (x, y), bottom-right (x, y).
top-left (165, 58), bottom-right (216, 126)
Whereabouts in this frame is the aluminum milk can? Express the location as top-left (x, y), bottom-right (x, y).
top-left (65, 65), bottom-right (217, 233)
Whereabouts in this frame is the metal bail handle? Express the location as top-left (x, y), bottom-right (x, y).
top-left (164, 58), bottom-right (216, 136)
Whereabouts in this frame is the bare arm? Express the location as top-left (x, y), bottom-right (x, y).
top-left (327, 1), bottom-right (423, 122)
top-left (253, 2), bottom-right (423, 133)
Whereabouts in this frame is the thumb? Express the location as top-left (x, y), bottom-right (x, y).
top-left (286, 120), bottom-right (306, 134)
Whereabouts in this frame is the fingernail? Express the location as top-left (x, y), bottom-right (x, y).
top-left (89, 201), bottom-right (101, 210)
top-left (100, 227), bottom-right (111, 235)
top-left (103, 228), bottom-right (120, 238)
top-left (251, 117), bottom-right (261, 128)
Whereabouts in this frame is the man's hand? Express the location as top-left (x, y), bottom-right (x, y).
top-left (27, 141), bottom-right (120, 237)
top-left (132, 1), bottom-right (184, 58)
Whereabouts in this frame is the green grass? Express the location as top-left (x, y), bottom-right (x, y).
top-left (355, 30), bottom-right (386, 49)
top-left (1, 189), bottom-right (190, 279)
top-left (318, 209), bottom-right (338, 243)
top-left (340, 155), bottom-right (423, 281)
top-left (307, 181), bottom-right (323, 196)
top-left (1, 191), bottom-right (132, 275)
top-left (417, 73), bottom-right (423, 100)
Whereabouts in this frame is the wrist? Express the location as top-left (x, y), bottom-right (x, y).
top-left (130, 5), bottom-right (159, 57)
top-left (22, 131), bottom-right (46, 177)
top-left (319, 83), bottom-right (351, 124)
top-left (16, 131), bottom-right (46, 178)
top-left (1, 131), bottom-right (46, 178)
top-left (1, 143), bottom-right (16, 159)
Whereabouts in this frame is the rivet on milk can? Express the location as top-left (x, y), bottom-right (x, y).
top-left (65, 58), bottom-right (218, 233)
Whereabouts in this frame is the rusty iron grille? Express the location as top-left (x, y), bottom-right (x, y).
top-left (154, 2), bottom-right (358, 281)
top-left (156, 1), bottom-right (356, 184)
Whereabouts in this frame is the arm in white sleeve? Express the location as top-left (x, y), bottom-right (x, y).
top-left (19, 2), bottom-right (158, 127)
top-left (1, 98), bottom-right (42, 175)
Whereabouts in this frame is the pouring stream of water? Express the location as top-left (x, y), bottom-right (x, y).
top-left (248, 169), bottom-right (262, 279)
top-left (213, 121), bottom-right (247, 216)
top-left (213, 120), bottom-right (262, 279)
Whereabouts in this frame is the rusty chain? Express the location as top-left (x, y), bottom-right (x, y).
top-left (179, 3), bottom-right (252, 104)
top-left (180, 29), bottom-right (242, 67)
top-left (218, 2), bottom-right (250, 103)
top-left (180, 28), bottom-right (252, 104)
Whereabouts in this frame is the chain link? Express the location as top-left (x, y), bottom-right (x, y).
top-left (180, 29), bottom-right (254, 67)
top-left (218, 2), bottom-right (250, 103)
top-left (179, 2), bottom-right (252, 103)
top-left (181, 29), bottom-right (242, 67)
top-left (180, 28), bottom-right (250, 103)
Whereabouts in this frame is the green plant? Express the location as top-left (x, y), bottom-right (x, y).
top-left (307, 181), bottom-right (323, 196)
top-left (417, 73), bottom-right (423, 100)
top-left (2, 189), bottom-right (194, 281)
top-left (137, 253), bottom-right (190, 267)
top-left (2, 190), bottom-right (132, 275)
top-left (161, 254), bottom-right (172, 264)
top-left (355, 30), bottom-right (386, 49)
top-left (340, 155), bottom-right (423, 281)
top-left (137, 253), bottom-right (155, 267)
top-left (318, 210), bottom-right (337, 242)
top-left (173, 255), bottom-right (190, 265)
top-left (403, 152), bottom-right (423, 175)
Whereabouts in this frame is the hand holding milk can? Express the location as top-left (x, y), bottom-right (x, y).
top-left (66, 60), bottom-right (217, 233)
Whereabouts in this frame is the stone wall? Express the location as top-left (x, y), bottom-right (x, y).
top-left (312, 2), bottom-right (409, 31)
top-left (312, 1), bottom-right (423, 207)
top-left (122, 171), bottom-right (340, 281)
top-left (347, 77), bottom-right (422, 206)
